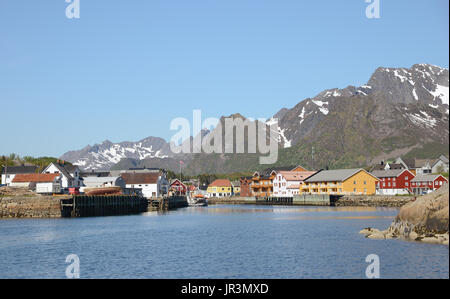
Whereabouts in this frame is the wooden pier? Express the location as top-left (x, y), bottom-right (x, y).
top-left (208, 194), bottom-right (341, 206)
top-left (148, 196), bottom-right (189, 211)
top-left (60, 195), bottom-right (148, 217)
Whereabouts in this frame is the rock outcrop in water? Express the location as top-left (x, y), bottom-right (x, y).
top-left (360, 184), bottom-right (449, 245)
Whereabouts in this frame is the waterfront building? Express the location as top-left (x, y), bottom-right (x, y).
top-left (251, 165), bottom-right (309, 197)
top-left (169, 179), bottom-right (187, 196)
top-left (300, 168), bottom-right (379, 195)
top-left (272, 171), bottom-right (317, 197)
top-left (82, 176), bottom-right (126, 189)
top-left (206, 179), bottom-right (232, 198)
top-left (121, 171), bottom-right (169, 198)
top-left (239, 176), bottom-right (253, 197)
top-left (431, 155), bottom-right (449, 174)
top-left (231, 181), bottom-right (241, 196)
top-left (10, 173), bottom-right (62, 194)
top-left (1, 165), bottom-right (39, 186)
top-left (410, 174), bottom-right (448, 195)
top-left (372, 169), bottom-right (415, 195)
top-left (42, 161), bottom-right (83, 188)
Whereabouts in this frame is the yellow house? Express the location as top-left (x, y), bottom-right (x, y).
top-left (207, 179), bottom-right (232, 198)
top-left (300, 168), bottom-right (379, 195)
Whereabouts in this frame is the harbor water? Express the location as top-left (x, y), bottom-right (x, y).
top-left (0, 205), bottom-right (448, 279)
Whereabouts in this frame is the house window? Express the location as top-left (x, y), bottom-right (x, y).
top-left (364, 181), bottom-right (367, 185)
top-left (405, 182), bottom-right (408, 186)
top-left (364, 188), bottom-right (367, 193)
top-left (353, 181), bottom-right (356, 185)
top-left (353, 188), bottom-right (356, 192)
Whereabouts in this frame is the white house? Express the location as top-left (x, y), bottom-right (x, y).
top-left (10, 173), bottom-right (62, 194)
top-left (1, 165), bottom-right (39, 186)
top-left (432, 155), bottom-right (449, 174)
top-left (81, 176), bottom-right (126, 189)
top-left (395, 157), bottom-right (433, 175)
top-left (272, 171), bottom-right (316, 198)
top-left (42, 161), bottom-right (83, 189)
top-left (121, 171), bottom-right (169, 198)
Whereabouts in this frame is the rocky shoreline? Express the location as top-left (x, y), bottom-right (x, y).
top-left (360, 185), bottom-right (449, 245)
top-left (0, 196), bottom-right (65, 218)
top-left (335, 195), bottom-right (414, 207)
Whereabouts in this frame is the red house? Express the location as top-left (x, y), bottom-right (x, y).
top-left (169, 179), bottom-right (187, 195)
top-left (411, 174), bottom-right (448, 195)
top-left (372, 169), bottom-right (415, 195)
top-left (239, 176), bottom-right (253, 197)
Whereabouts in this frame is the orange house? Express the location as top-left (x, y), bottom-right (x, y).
top-left (251, 165), bottom-right (309, 197)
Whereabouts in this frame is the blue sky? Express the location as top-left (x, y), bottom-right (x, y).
top-left (0, 0), bottom-right (448, 157)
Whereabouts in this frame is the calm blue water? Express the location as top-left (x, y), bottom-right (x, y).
top-left (0, 205), bottom-right (448, 279)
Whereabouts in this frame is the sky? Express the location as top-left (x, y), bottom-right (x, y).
top-left (0, 0), bottom-right (448, 157)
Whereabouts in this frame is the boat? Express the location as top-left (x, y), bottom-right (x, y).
top-left (188, 194), bottom-right (208, 207)
top-left (83, 187), bottom-right (123, 196)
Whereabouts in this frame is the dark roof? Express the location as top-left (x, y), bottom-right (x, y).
top-left (371, 164), bottom-right (386, 171)
top-left (387, 163), bottom-right (405, 170)
top-left (1, 165), bottom-right (39, 175)
top-left (401, 158), bottom-right (416, 169)
top-left (80, 171), bottom-right (110, 178)
top-left (121, 173), bottom-right (160, 184)
top-left (50, 163), bottom-right (74, 180)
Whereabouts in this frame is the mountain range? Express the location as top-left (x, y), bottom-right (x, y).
top-left (60, 63), bottom-right (449, 174)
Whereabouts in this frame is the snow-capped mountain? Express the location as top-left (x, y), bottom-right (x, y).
top-left (60, 137), bottom-right (174, 170)
top-left (269, 64), bottom-right (449, 148)
top-left (61, 63), bottom-right (449, 172)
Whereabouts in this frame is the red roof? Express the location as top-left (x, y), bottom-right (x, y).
top-left (12, 173), bottom-right (60, 183)
top-left (209, 179), bottom-right (232, 187)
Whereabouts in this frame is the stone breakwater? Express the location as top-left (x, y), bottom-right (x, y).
top-left (0, 196), bottom-right (65, 218)
top-left (336, 195), bottom-right (414, 207)
top-left (360, 184), bottom-right (449, 245)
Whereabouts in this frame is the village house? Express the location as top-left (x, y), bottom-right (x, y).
top-left (42, 161), bottom-right (83, 189)
top-left (82, 176), bottom-right (126, 189)
top-left (394, 157), bottom-right (433, 175)
top-left (121, 171), bottom-right (169, 198)
top-left (239, 176), bottom-right (253, 197)
top-left (372, 169), bottom-right (415, 195)
top-left (169, 179), bottom-right (187, 196)
top-left (1, 165), bottom-right (39, 186)
top-left (251, 165), bottom-right (309, 197)
top-left (10, 173), bottom-right (62, 194)
top-left (410, 174), bottom-right (448, 195)
top-left (300, 168), bottom-right (379, 195)
top-left (272, 171), bottom-right (316, 198)
top-left (231, 181), bottom-right (241, 196)
top-left (371, 161), bottom-right (405, 172)
top-left (206, 179), bottom-right (232, 198)
top-left (431, 155), bottom-right (449, 174)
